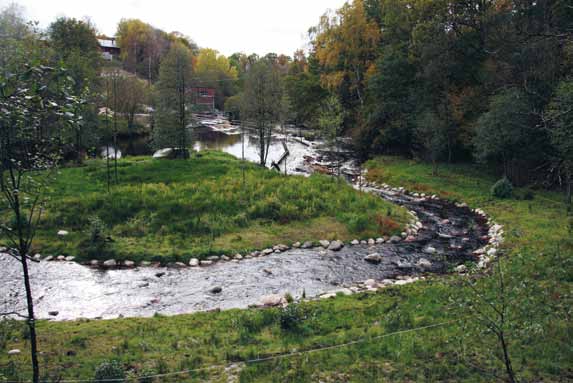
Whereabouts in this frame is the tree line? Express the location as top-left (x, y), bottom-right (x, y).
top-left (282, 0), bottom-right (572, 201)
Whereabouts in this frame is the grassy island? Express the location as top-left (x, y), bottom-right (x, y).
top-left (30, 151), bottom-right (408, 263)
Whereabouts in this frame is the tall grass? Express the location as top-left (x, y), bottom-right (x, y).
top-left (26, 152), bottom-right (407, 262)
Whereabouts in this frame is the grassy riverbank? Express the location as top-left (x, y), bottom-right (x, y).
top-left (1, 156), bottom-right (571, 382)
top-left (28, 151), bottom-right (407, 263)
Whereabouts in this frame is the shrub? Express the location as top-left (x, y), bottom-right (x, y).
top-left (278, 304), bottom-right (308, 332)
top-left (491, 177), bottom-right (513, 199)
top-left (93, 360), bottom-right (125, 382)
top-left (88, 215), bottom-right (106, 243)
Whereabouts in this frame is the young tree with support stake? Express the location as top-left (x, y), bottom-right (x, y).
top-left (241, 59), bottom-right (282, 167)
top-left (0, 64), bottom-right (82, 383)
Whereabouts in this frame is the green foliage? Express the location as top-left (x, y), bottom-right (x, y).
top-left (474, 89), bottom-right (538, 175)
top-left (48, 17), bottom-right (101, 92)
top-left (278, 304), bottom-right (311, 333)
top-left (88, 216), bottom-right (106, 244)
top-left (153, 42), bottom-right (193, 151)
top-left (491, 177), bottom-right (513, 199)
top-left (93, 360), bottom-right (125, 382)
top-left (28, 152), bottom-right (407, 262)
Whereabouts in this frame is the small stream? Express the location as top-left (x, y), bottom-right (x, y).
top-left (0, 189), bottom-right (488, 321)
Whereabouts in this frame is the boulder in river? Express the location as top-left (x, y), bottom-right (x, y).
top-left (152, 148), bottom-right (189, 159)
top-left (103, 259), bottom-right (117, 268)
top-left (123, 260), bottom-right (135, 268)
top-left (389, 236), bottom-right (402, 243)
top-left (189, 258), bottom-right (199, 267)
top-left (351, 239), bottom-right (359, 245)
top-left (292, 242), bottom-right (301, 248)
top-left (210, 286), bottom-right (223, 294)
top-left (368, 238), bottom-right (375, 245)
top-left (259, 294), bottom-right (287, 307)
top-left (327, 240), bottom-right (344, 251)
top-left (424, 246), bottom-right (437, 254)
top-left (301, 241), bottom-right (313, 249)
top-left (364, 253), bottom-right (382, 264)
top-left (43, 256), bottom-right (53, 262)
top-left (319, 240), bottom-right (330, 248)
top-left (65, 256), bottom-right (75, 262)
top-left (48, 311), bottom-right (59, 317)
top-left (263, 248), bottom-right (274, 255)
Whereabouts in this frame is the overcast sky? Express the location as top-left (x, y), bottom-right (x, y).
top-left (2, 0), bottom-right (347, 56)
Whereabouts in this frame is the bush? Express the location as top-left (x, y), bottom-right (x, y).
top-left (88, 215), bottom-right (107, 243)
top-left (278, 304), bottom-right (309, 332)
top-left (491, 177), bottom-right (513, 199)
top-left (93, 360), bottom-right (125, 382)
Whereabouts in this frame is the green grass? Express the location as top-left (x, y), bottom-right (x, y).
top-left (25, 151), bottom-right (407, 263)
top-left (1, 156), bottom-right (571, 382)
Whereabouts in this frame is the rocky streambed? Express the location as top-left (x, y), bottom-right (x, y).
top-left (0, 182), bottom-right (496, 321)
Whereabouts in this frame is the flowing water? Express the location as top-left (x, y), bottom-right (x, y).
top-left (0, 189), bottom-right (488, 321)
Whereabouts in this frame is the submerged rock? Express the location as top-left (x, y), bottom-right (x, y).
top-left (364, 253), bottom-right (382, 264)
top-left (389, 236), bottom-right (402, 243)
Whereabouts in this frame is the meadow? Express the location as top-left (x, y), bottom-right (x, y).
top-left (27, 151), bottom-right (407, 264)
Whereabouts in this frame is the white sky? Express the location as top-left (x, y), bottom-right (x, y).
top-left (2, 0), bottom-right (347, 56)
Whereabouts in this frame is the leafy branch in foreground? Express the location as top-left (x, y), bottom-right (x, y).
top-left (0, 63), bottom-right (82, 383)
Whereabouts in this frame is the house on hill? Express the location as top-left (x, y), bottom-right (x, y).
top-left (97, 37), bottom-right (120, 61)
top-left (191, 87), bottom-right (215, 112)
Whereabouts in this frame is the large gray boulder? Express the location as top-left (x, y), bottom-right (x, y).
top-left (327, 240), bottom-right (344, 251)
top-left (152, 148), bottom-right (190, 159)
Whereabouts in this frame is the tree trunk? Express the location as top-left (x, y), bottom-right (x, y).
top-left (259, 123), bottom-right (265, 166)
top-left (499, 331), bottom-right (517, 383)
top-left (14, 191), bottom-right (40, 383)
top-left (21, 255), bottom-right (40, 383)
